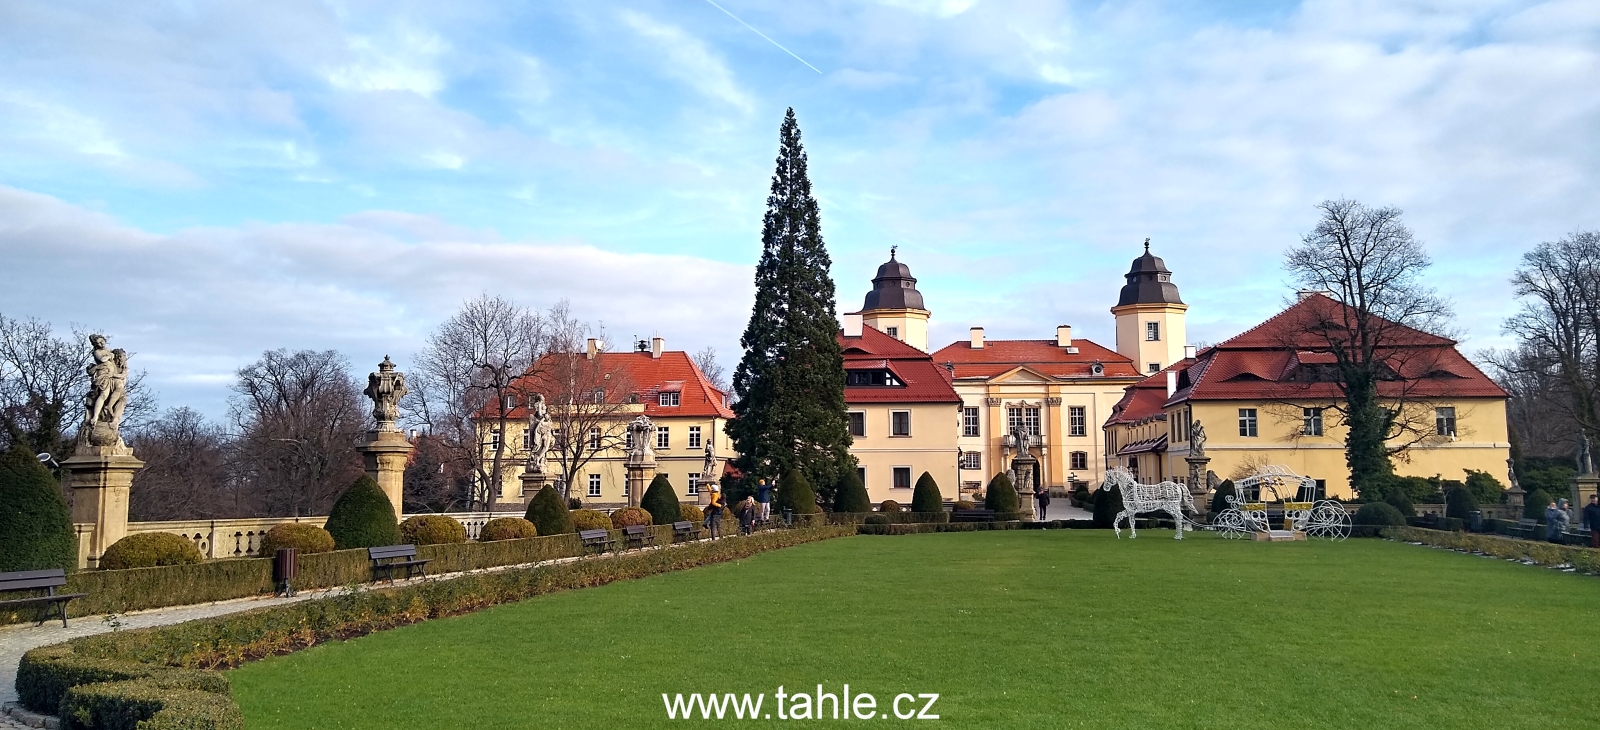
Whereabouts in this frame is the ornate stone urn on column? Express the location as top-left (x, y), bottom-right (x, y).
top-left (61, 334), bottom-right (142, 568)
top-left (1185, 419), bottom-right (1210, 517)
top-left (624, 415), bottom-right (656, 508)
top-left (357, 356), bottom-right (414, 520)
top-left (1009, 427), bottom-right (1037, 520)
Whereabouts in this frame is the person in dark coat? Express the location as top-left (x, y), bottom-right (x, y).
top-left (1546, 499), bottom-right (1571, 544)
top-left (1033, 483), bottom-right (1050, 521)
top-left (1582, 494), bottom-right (1600, 549)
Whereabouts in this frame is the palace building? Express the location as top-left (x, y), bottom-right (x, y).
top-left (1102, 292), bottom-right (1511, 499)
top-left (839, 312), bottom-right (961, 504)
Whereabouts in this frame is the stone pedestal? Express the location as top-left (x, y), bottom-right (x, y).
top-left (63, 446), bottom-right (143, 569)
top-left (625, 464), bottom-right (653, 508)
top-left (1506, 483), bottom-right (1526, 510)
top-left (357, 430), bottom-right (413, 520)
top-left (1186, 456), bottom-right (1212, 516)
top-left (1011, 451), bottom-right (1038, 520)
top-left (519, 470), bottom-right (553, 506)
top-left (1571, 474), bottom-right (1599, 516)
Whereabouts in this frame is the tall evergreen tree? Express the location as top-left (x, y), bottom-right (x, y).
top-left (729, 109), bottom-right (853, 504)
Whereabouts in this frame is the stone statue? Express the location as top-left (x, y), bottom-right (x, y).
top-left (1580, 432), bottom-right (1594, 475)
top-left (1190, 419), bottom-right (1207, 459)
top-left (525, 393), bottom-right (553, 474)
top-left (363, 356), bottom-right (407, 432)
top-left (626, 415), bottom-right (655, 461)
top-left (1506, 457), bottom-right (1521, 492)
top-left (1011, 426), bottom-right (1031, 454)
top-left (701, 437), bottom-right (718, 481)
top-left (80, 334), bottom-right (130, 447)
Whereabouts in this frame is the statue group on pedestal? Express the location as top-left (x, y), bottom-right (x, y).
top-left (80, 334), bottom-right (130, 447)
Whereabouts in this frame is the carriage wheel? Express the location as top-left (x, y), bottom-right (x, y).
top-left (1213, 509), bottom-right (1249, 539)
top-left (1304, 502), bottom-right (1351, 541)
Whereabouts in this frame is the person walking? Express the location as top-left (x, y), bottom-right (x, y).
top-left (1033, 483), bottom-right (1050, 521)
top-left (704, 486), bottom-right (724, 539)
top-left (755, 478), bottom-right (773, 524)
top-left (1583, 494), bottom-right (1600, 549)
top-left (737, 495), bottom-right (757, 535)
top-left (1546, 498), bottom-right (1571, 544)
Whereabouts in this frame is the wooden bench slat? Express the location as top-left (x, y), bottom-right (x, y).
top-left (0, 569), bottom-right (68, 581)
top-left (0, 569), bottom-right (81, 627)
top-left (368, 545), bottom-right (418, 559)
top-left (0, 576), bottom-right (68, 591)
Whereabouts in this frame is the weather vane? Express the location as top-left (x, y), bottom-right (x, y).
top-left (890, 244), bottom-right (897, 258)
top-left (1143, 237), bottom-right (1151, 253)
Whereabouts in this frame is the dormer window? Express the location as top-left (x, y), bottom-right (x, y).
top-left (504, 394), bottom-right (516, 410)
top-left (659, 391), bottom-right (680, 407)
top-left (1157, 274), bottom-right (1170, 282)
top-left (846, 370), bottom-right (903, 387)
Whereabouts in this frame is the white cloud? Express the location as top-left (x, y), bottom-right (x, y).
top-left (618, 10), bottom-right (754, 113)
top-left (326, 26), bottom-right (450, 96)
top-left (873, 0), bottom-right (978, 19)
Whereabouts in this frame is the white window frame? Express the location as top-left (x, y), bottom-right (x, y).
top-left (687, 426), bottom-right (702, 449)
top-left (960, 451), bottom-right (982, 470)
top-left (588, 427), bottom-right (601, 450)
top-left (688, 472), bottom-right (701, 495)
top-left (849, 411), bottom-right (867, 438)
top-left (1148, 363), bottom-right (1160, 373)
top-left (1303, 407), bottom-right (1323, 437)
top-left (489, 429), bottom-right (501, 450)
top-left (890, 410), bottom-right (911, 437)
top-left (962, 406), bottom-right (980, 437)
top-left (587, 473), bottom-right (601, 497)
top-left (1007, 406), bottom-right (1041, 436)
top-left (659, 391), bottom-right (680, 407)
top-left (1068, 406), bottom-right (1086, 437)
top-left (1146, 321), bottom-right (1160, 341)
top-left (504, 394), bottom-right (516, 410)
top-left (1070, 451), bottom-right (1088, 471)
top-left (656, 426), bottom-right (670, 450)
top-left (1436, 407), bottom-right (1457, 436)
top-left (886, 326), bottom-right (899, 339)
top-left (1239, 408), bottom-right (1258, 438)
top-left (892, 466), bottom-right (913, 490)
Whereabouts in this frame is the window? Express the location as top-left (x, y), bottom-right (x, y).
top-left (587, 473), bottom-right (601, 497)
top-left (521, 430), bottom-right (531, 450)
top-left (688, 472), bottom-right (701, 495)
top-left (1436, 407), bottom-right (1456, 436)
top-left (588, 427), bottom-right (601, 450)
top-left (1069, 406), bottom-right (1086, 437)
top-left (846, 370), bottom-right (903, 386)
top-left (688, 426), bottom-right (702, 449)
top-left (1238, 408), bottom-right (1258, 437)
top-left (962, 406), bottom-right (980, 437)
top-left (961, 451), bottom-right (982, 470)
top-left (590, 388), bottom-right (605, 403)
top-left (893, 467), bottom-right (912, 489)
top-left (1146, 322), bottom-right (1160, 341)
top-left (857, 467), bottom-right (867, 491)
top-left (1006, 406), bottom-right (1041, 436)
top-left (1302, 407), bottom-right (1323, 437)
top-left (489, 429), bottom-right (501, 450)
top-left (891, 410), bottom-right (911, 437)
top-left (658, 391), bottom-right (680, 407)
top-left (886, 326), bottom-right (899, 339)
top-left (1148, 363), bottom-right (1161, 373)
top-left (1070, 451), bottom-right (1088, 471)
top-left (656, 427), bottom-right (670, 450)
top-left (848, 412), bottom-right (866, 438)
top-left (504, 394), bottom-right (516, 410)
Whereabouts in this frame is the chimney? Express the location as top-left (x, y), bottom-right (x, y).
top-left (650, 337), bottom-right (664, 359)
top-left (1166, 369), bottom-right (1177, 398)
top-left (1184, 345), bottom-right (1197, 359)
top-left (970, 327), bottom-right (985, 349)
top-left (1056, 325), bottom-right (1073, 348)
top-left (586, 338), bottom-right (600, 360)
top-left (842, 313), bottom-right (863, 337)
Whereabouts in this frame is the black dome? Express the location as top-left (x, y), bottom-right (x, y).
top-left (862, 249), bottom-right (926, 311)
top-left (1116, 239), bottom-right (1183, 307)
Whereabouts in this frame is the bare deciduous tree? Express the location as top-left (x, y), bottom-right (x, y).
top-left (0, 315), bottom-right (154, 458)
top-left (229, 349), bottom-right (365, 517)
top-left (127, 407), bottom-right (236, 520)
top-left (693, 346), bottom-right (728, 394)
top-left (528, 310), bottom-right (634, 501)
top-left (1497, 230), bottom-right (1600, 457)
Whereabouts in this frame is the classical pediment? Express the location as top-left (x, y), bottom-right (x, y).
top-left (993, 366), bottom-right (1052, 384)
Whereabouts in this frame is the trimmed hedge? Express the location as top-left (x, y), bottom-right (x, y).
top-left (526, 486), bottom-right (575, 535)
top-left (833, 470), bottom-right (871, 513)
top-left (824, 512), bottom-right (949, 525)
top-left (98, 533), bottom-right (204, 570)
top-left (609, 506), bottom-right (652, 529)
top-left (640, 475), bottom-right (681, 525)
top-left (858, 519), bottom-right (1091, 535)
top-left (776, 470), bottom-right (820, 514)
top-left (571, 509), bottom-right (612, 532)
top-left (678, 503), bottom-right (704, 523)
top-left (400, 515), bottom-right (468, 545)
top-left (324, 476), bottom-right (399, 549)
top-left (0, 445), bottom-right (77, 573)
top-left (1354, 502), bottom-right (1406, 526)
top-left (257, 523), bottom-right (334, 555)
top-left (878, 500), bottom-right (902, 513)
top-left (17, 526), bottom-right (855, 725)
top-left (479, 517), bottom-right (538, 542)
top-left (911, 472), bottom-right (942, 514)
top-left (1385, 526), bottom-right (1600, 575)
top-left (985, 472), bottom-right (1019, 512)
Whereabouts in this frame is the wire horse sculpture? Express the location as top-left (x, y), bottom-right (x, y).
top-left (1103, 467), bottom-right (1195, 540)
top-left (1212, 465), bottom-right (1351, 540)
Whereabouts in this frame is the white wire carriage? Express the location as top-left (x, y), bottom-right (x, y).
top-left (1211, 465), bottom-right (1351, 541)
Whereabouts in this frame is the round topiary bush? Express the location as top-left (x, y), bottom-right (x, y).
top-left (98, 532), bottom-right (204, 570)
top-left (1384, 488), bottom-right (1415, 517)
top-left (0, 446), bottom-right (76, 573)
top-left (954, 499), bottom-right (976, 511)
top-left (571, 509), bottom-right (612, 532)
top-left (640, 475), bottom-right (682, 525)
top-left (526, 486), bottom-right (575, 535)
top-left (878, 499), bottom-right (902, 513)
top-left (567, 497), bottom-right (584, 510)
top-left (776, 470), bottom-right (820, 515)
top-left (1444, 486), bottom-right (1478, 521)
top-left (911, 472), bottom-right (943, 513)
top-left (400, 515), bottom-right (468, 545)
top-left (258, 523), bottom-right (334, 556)
top-left (678, 503), bottom-right (704, 523)
top-left (833, 470), bottom-right (871, 513)
top-left (865, 515), bottom-right (890, 525)
top-left (984, 472), bottom-right (1019, 512)
top-left (324, 475), bottom-right (400, 550)
top-left (479, 517), bottom-right (538, 542)
top-left (1525, 488), bottom-right (1554, 521)
top-left (1353, 501), bottom-right (1406, 526)
top-left (610, 506), bottom-right (652, 529)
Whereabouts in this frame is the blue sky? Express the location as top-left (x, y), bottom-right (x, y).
top-left (2, 0), bottom-right (1597, 419)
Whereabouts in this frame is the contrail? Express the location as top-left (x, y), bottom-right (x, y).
top-left (700, 0), bottom-right (823, 74)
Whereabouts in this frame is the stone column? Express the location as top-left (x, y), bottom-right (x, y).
top-left (62, 446), bottom-right (144, 569)
top-left (625, 457), bottom-right (655, 509)
top-left (1186, 456), bottom-right (1211, 517)
top-left (1011, 451), bottom-right (1038, 520)
top-left (357, 430), bottom-right (412, 520)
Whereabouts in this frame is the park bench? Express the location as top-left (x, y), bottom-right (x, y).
top-left (368, 545), bottom-right (430, 583)
top-left (1517, 518), bottom-right (1539, 539)
top-left (672, 521), bottom-right (702, 542)
top-left (0, 569), bottom-right (87, 628)
top-left (952, 509), bottom-right (996, 523)
top-left (579, 529), bottom-right (616, 555)
top-left (622, 524), bottom-right (656, 549)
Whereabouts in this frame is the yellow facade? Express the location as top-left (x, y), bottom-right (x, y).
top-left (862, 308), bottom-right (930, 352)
top-left (951, 371), bottom-right (1139, 495)
top-left (1112, 302), bottom-right (1188, 376)
top-left (847, 401), bottom-right (961, 504)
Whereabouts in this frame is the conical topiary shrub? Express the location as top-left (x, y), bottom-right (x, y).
top-left (0, 446), bottom-right (77, 572)
top-left (1209, 479), bottom-right (1236, 514)
top-left (1525, 488), bottom-right (1553, 521)
top-left (911, 472), bottom-right (943, 513)
top-left (526, 485), bottom-right (575, 535)
top-left (1092, 485), bottom-right (1122, 528)
top-left (833, 470), bottom-right (870, 513)
top-left (640, 474), bottom-right (682, 525)
top-left (1445, 485), bottom-right (1478, 521)
top-left (776, 469), bottom-right (820, 514)
top-left (984, 472), bottom-right (1018, 513)
top-left (324, 475), bottom-right (400, 550)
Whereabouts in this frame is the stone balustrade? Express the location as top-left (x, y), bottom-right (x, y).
top-left (81, 511), bottom-right (508, 565)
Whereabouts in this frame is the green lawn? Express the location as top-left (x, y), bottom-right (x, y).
top-left (230, 531), bottom-right (1600, 728)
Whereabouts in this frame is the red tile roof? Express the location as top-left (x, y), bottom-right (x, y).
top-left (930, 337), bottom-right (1142, 380)
top-left (483, 350), bottom-right (733, 420)
top-left (838, 327), bottom-right (962, 404)
top-left (1106, 359), bottom-right (1194, 426)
